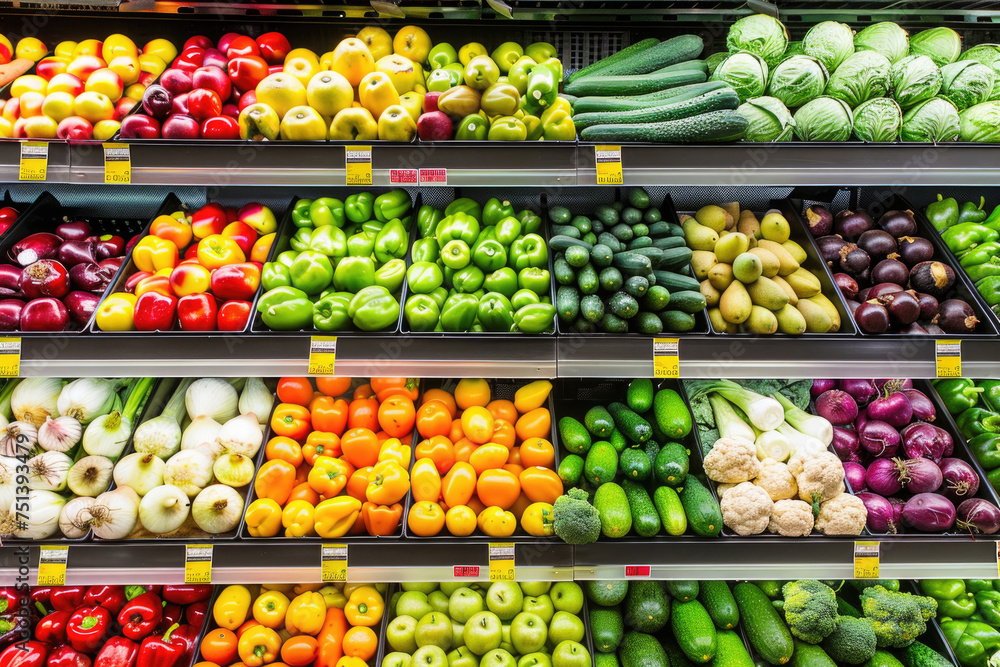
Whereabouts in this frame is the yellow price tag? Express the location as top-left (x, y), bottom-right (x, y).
top-left (37, 545), bottom-right (69, 585)
top-left (19, 142), bottom-right (48, 181)
top-left (854, 541), bottom-right (880, 579)
top-left (103, 143), bottom-right (131, 184)
top-left (184, 544), bottom-right (213, 584)
top-left (346, 146), bottom-right (372, 185)
top-left (308, 336), bottom-right (338, 375)
top-left (321, 544), bottom-right (348, 583)
top-left (0, 338), bottom-right (21, 377)
top-left (653, 338), bottom-right (679, 378)
top-left (936, 339), bottom-right (962, 378)
top-left (594, 145), bottom-right (623, 185)
top-left (488, 542), bottom-right (515, 582)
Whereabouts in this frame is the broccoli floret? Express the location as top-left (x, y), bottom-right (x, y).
top-left (860, 586), bottom-right (938, 648)
top-left (553, 488), bottom-right (601, 544)
top-left (822, 616), bottom-right (878, 665)
top-left (781, 580), bottom-right (840, 644)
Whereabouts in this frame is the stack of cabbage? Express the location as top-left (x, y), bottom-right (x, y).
top-left (711, 14), bottom-right (1000, 142)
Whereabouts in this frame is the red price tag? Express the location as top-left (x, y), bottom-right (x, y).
top-left (390, 169), bottom-right (418, 184)
top-left (625, 565), bottom-right (651, 577)
top-left (420, 168), bottom-right (447, 185)
top-left (453, 566), bottom-right (480, 578)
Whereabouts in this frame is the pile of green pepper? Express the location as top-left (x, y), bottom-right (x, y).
top-left (926, 194), bottom-right (1000, 318)
top-left (257, 190), bottom-right (411, 332)
top-left (403, 196), bottom-right (556, 333)
top-left (922, 579), bottom-right (1000, 667)
top-left (933, 378), bottom-right (1000, 490)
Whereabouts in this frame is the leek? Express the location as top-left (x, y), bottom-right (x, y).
top-left (777, 421), bottom-right (828, 457)
top-left (709, 393), bottom-right (755, 442)
top-left (133, 378), bottom-right (194, 459)
top-left (751, 422), bottom-right (792, 462)
top-left (83, 378), bottom-right (156, 460)
top-left (772, 392), bottom-right (833, 445)
top-left (687, 379), bottom-right (785, 431)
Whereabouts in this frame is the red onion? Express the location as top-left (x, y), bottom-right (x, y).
top-left (19, 260), bottom-right (70, 300)
top-left (856, 407), bottom-right (869, 432)
top-left (0, 299), bottom-right (23, 331)
top-left (856, 492), bottom-right (896, 533)
top-left (69, 263), bottom-right (115, 293)
top-left (842, 461), bottom-right (867, 491)
top-left (902, 389), bottom-right (936, 423)
top-left (91, 235), bottom-right (125, 260)
top-left (0, 265), bottom-right (21, 293)
top-left (860, 420), bottom-right (901, 458)
top-left (840, 379), bottom-right (878, 406)
top-left (126, 234), bottom-right (142, 254)
top-left (57, 241), bottom-right (98, 267)
top-left (63, 291), bottom-right (100, 325)
top-left (939, 458), bottom-right (980, 504)
top-left (99, 257), bottom-right (125, 272)
top-left (812, 379), bottom-right (837, 398)
top-left (898, 457), bottom-right (943, 494)
top-left (956, 498), bottom-right (1000, 535)
top-left (875, 379), bottom-right (913, 391)
top-left (867, 457), bottom-right (903, 496)
top-left (867, 381), bottom-right (913, 428)
top-left (55, 220), bottom-right (92, 240)
top-left (816, 389), bottom-right (859, 426)
top-left (888, 496), bottom-right (905, 526)
top-left (832, 427), bottom-right (861, 462)
top-left (900, 422), bottom-right (953, 461)
top-left (20, 298), bottom-right (69, 332)
top-left (902, 493), bottom-right (956, 532)
top-left (11, 233), bottom-right (62, 267)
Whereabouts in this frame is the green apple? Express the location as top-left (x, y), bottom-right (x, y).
top-left (449, 587), bottom-right (485, 623)
top-left (448, 646), bottom-right (481, 667)
top-left (387, 615), bottom-right (419, 653)
top-left (440, 582), bottom-right (467, 596)
top-left (551, 641), bottom-right (591, 667)
top-left (464, 611), bottom-right (503, 656)
top-left (481, 648), bottom-right (518, 667)
top-left (518, 653), bottom-right (552, 667)
top-left (415, 611), bottom-right (454, 651)
top-left (487, 582), bottom-right (524, 622)
top-left (500, 642), bottom-right (516, 656)
top-left (403, 582), bottom-right (440, 594)
top-left (397, 591), bottom-right (434, 620)
top-left (452, 622), bottom-right (466, 648)
top-left (501, 625), bottom-right (511, 645)
top-left (550, 583), bottom-right (584, 615)
top-left (519, 582), bottom-right (552, 597)
top-left (547, 612), bottom-right (585, 646)
top-left (511, 612), bottom-right (548, 654)
top-left (383, 652), bottom-right (412, 667)
top-left (429, 590), bottom-right (450, 615)
top-left (521, 595), bottom-right (554, 624)
top-left (412, 645), bottom-right (449, 667)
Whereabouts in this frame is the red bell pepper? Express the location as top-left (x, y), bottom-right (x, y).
top-left (137, 624), bottom-right (184, 667)
top-left (210, 262), bottom-right (261, 301)
top-left (156, 605), bottom-right (181, 634)
top-left (183, 601), bottom-right (208, 628)
top-left (183, 245), bottom-right (199, 261)
top-left (191, 203), bottom-right (228, 240)
top-left (133, 292), bottom-right (177, 331)
top-left (142, 587), bottom-right (162, 597)
top-left (118, 592), bottom-right (163, 641)
top-left (176, 293), bottom-right (218, 331)
top-left (30, 588), bottom-right (53, 610)
top-left (50, 587), bottom-right (87, 613)
top-left (35, 609), bottom-right (70, 644)
top-left (94, 637), bottom-right (139, 667)
top-left (165, 624), bottom-right (199, 660)
top-left (0, 588), bottom-right (20, 615)
top-left (161, 586), bottom-right (212, 606)
top-left (84, 586), bottom-right (127, 615)
top-left (66, 605), bottom-right (110, 653)
top-left (217, 300), bottom-right (252, 331)
top-left (124, 587), bottom-right (147, 602)
top-left (0, 641), bottom-right (49, 667)
top-left (47, 646), bottom-right (92, 667)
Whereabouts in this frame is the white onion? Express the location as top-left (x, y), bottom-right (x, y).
top-left (57, 378), bottom-right (119, 425)
top-left (163, 448), bottom-right (214, 497)
top-left (37, 416), bottom-right (82, 452)
top-left (27, 451), bottom-right (72, 491)
top-left (182, 416), bottom-right (222, 451)
top-left (139, 484), bottom-right (191, 534)
top-left (113, 452), bottom-right (166, 496)
top-left (6, 490), bottom-right (65, 539)
top-left (83, 410), bottom-right (132, 459)
top-left (0, 421), bottom-right (38, 457)
top-left (0, 456), bottom-right (18, 510)
top-left (192, 484), bottom-right (243, 534)
top-left (186, 378), bottom-right (239, 423)
top-left (216, 413), bottom-right (263, 458)
top-left (239, 378), bottom-right (273, 426)
top-left (89, 486), bottom-right (140, 540)
top-left (60, 496), bottom-right (95, 538)
top-left (67, 456), bottom-right (114, 497)
top-left (213, 453), bottom-right (255, 487)
top-left (11, 378), bottom-right (62, 428)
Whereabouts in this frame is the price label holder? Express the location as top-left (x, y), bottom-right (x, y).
top-left (103, 143), bottom-right (131, 184)
top-left (346, 146), bottom-right (373, 185)
top-left (624, 565), bottom-right (651, 579)
top-left (854, 541), bottom-right (880, 579)
top-left (308, 336), bottom-right (338, 375)
top-left (390, 169), bottom-right (418, 185)
top-left (936, 339), bottom-right (962, 378)
top-left (19, 142), bottom-right (48, 181)
top-left (594, 145), bottom-right (623, 185)
top-left (419, 168), bottom-right (447, 185)
top-left (453, 566), bottom-right (481, 578)
top-left (184, 544), bottom-right (213, 584)
top-left (0, 337), bottom-right (21, 377)
top-left (321, 544), bottom-right (348, 582)
top-left (653, 338), bottom-right (679, 378)
top-left (37, 545), bottom-right (69, 585)
top-left (489, 542), bottom-right (515, 581)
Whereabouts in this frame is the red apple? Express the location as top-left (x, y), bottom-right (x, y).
top-left (268, 64), bottom-right (284, 76)
top-left (56, 116), bottom-right (94, 140)
top-left (201, 47), bottom-right (228, 71)
top-left (423, 91), bottom-right (442, 113)
top-left (417, 111), bottom-right (453, 141)
top-left (138, 71), bottom-right (157, 87)
top-left (186, 88), bottom-right (222, 121)
top-left (192, 66), bottom-right (231, 101)
top-left (227, 55), bottom-right (268, 94)
top-left (183, 35), bottom-right (213, 51)
top-left (47, 73), bottom-right (84, 97)
top-left (216, 32), bottom-right (242, 54)
top-left (225, 35), bottom-right (259, 59)
top-left (36, 57), bottom-right (68, 80)
top-left (171, 92), bottom-right (190, 115)
top-left (201, 115), bottom-right (240, 140)
top-left (115, 96), bottom-right (137, 119)
top-left (238, 90), bottom-right (257, 111)
top-left (222, 103), bottom-right (239, 118)
top-left (172, 48), bottom-right (204, 71)
top-left (256, 32), bottom-right (291, 65)
top-left (162, 113), bottom-right (200, 139)
top-left (120, 113), bottom-right (161, 139)
top-left (141, 84), bottom-right (173, 118)
top-left (160, 68), bottom-right (193, 97)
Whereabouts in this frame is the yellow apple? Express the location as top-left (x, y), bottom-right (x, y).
top-left (73, 39), bottom-right (104, 58)
top-left (138, 53), bottom-right (167, 78)
top-left (398, 91), bottom-right (424, 123)
top-left (23, 114), bottom-right (58, 138)
top-left (358, 71), bottom-right (399, 120)
top-left (47, 73), bottom-right (84, 96)
top-left (319, 50), bottom-right (337, 71)
top-left (375, 54), bottom-right (418, 94)
top-left (0, 118), bottom-right (12, 138)
top-left (0, 35), bottom-right (13, 58)
top-left (331, 38), bottom-right (375, 87)
top-left (102, 34), bottom-right (137, 63)
top-left (255, 72), bottom-right (308, 119)
top-left (284, 48), bottom-right (319, 68)
top-left (84, 68), bottom-right (124, 102)
top-left (15, 37), bottom-right (47, 62)
top-left (67, 55), bottom-right (105, 80)
top-left (306, 70), bottom-right (353, 118)
top-left (18, 91), bottom-right (44, 118)
top-left (10, 75), bottom-right (47, 97)
top-left (93, 119), bottom-right (120, 140)
top-left (459, 42), bottom-right (488, 66)
top-left (109, 54), bottom-right (141, 85)
top-left (283, 56), bottom-right (318, 89)
top-left (279, 105), bottom-right (327, 140)
top-left (54, 41), bottom-right (77, 58)
top-left (74, 91), bottom-right (115, 123)
top-left (143, 38), bottom-right (177, 65)
top-left (41, 91), bottom-right (75, 122)
top-left (377, 103), bottom-right (417, 141)
top-left (328, 107), bottom-right (378, 140)
top-left (392, 26), bottom-right (431, 65)
top-left (124, 83), bottom-right (146, 101)
top-left (357, 27), bottom-right (392, 61)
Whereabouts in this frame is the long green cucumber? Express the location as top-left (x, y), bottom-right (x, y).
top-left (573, 81), bottom-right (730, 114)
top-left (564, 70), bottom-right (708, 97)
top-left (568, 38), bottom-right (660, 83)
top-left (589, 35), bottom-right (704, 78)
top-left (573, 88), bottom-right (740, 130)
top-left (580, 110), bottom-right (749, 143)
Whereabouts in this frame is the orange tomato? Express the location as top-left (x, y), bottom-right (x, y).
top-left (346, 466), bottom-right (374, 501)
top-left (341, 427), bottom-right (380, 468)
top-left (377, 395), bottom-right (415, 437)
top-left (236, 620), bottom-right (260, 637)
top-left (448, 418), bottom-right (465, 444)
top-left (353, 384), bottom-right (374, 399)
top-left (519, 466), bottom-right (563, 504)
top-left (414, 435), bottom-right (455, 475)
top-left (347, 397), bottom-right (379, 432)
top-left (265, 437), bottom-right (303, 467)
top-left (515, 407), bottom-right (551, 441)
top-left (507, 446), bottom-right (521, 465)
top-left (370, 377), bottom-right (420, 402)
top-left (316, 376), bottom-right (352, 397)
top-left (280, 636), bottom-right (318, 667)
top-left (411, 458), bottom-right (442, 503)
top-left (441, 461), bottom-right (477, 508)
top-left (277, 377), bottom-right (313, 406)
top-left (476, 468), bottom-right (520, 509)
top-left (342, 627), bottom-right (378, 661)
top-left (469, 443), bottom-right (509, 475)
top-left (486, 399), bottom-right (518, 424)
top-left (311, 396), bottom-right (349, 435)
top-left (421, 388), bottom-right (457, 417)
top-left (461, 406), bottom-right (495, 445)
top-left (287, 481), bottom-right (321, 505)
top-left (407, 500), bottom-right (445, 536)
top-left (519, 437), bottom-right (555, 468)
top-left (194, 662), bottom-right (221, 667)
top-left (254, 459), bottom-right (297, 506)
top-left (502, 463), bottom-right (524, 476)
top-left (466, 495), bottom-right (487, 516)
top-left (491, 419), bottom-right (516, 449)
top-left (415, 399), bottom-right (453, 438)
top-left (509, 492), bottom-right (532, 521)
top-left (201, 629), bottom-right (238, 665)
top-left (445, 505), bottom-right (477, 536)
top-left (453, 437), bottom-right (476, 463)
top-left (455, 378), bottom-right (491, 409)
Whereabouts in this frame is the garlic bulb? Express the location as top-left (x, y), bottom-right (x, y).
top-left (213, 453), bottom-right (255, 487)
top-left (89, 486), bottom-right (140, 540)
top-left (181, 416), bottom-right (221, 451)
top-left (216, 413), bottom-right (263, 458)
top-left (0, 421), bottom-right (38, 457)
top-left (60, 496), bottom-right (95, 538)
top-left (67, 456), bottom-right (114, 497)
top-left (38, 416), bottom-right (83, 452)
top-left (139, 484), bottom-right (191, 534)
top-left (186, 378), bottom-right (239, 423)
top-left (163, 448), bottom-right (214, 497)
top-left (57, 378), bottom-right (120, 425)
top-left (191, 484), bottom-right (243, 534)
top-left (239, 378), bottom-right (273, 426)
top-left (113, 452), bottom-right (166, 496)
top-left (11, 378), bottom-right (62, 428)
top-left (27, 451), bottom-right (72, 491)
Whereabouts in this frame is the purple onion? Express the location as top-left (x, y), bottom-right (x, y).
top-left (867, 383), bottom-right (914, 429)
top-left (856, 407), bottom-right (869, 433)
top-left (832, 426), bottom-right (861, 462)
top-left (898, 457), bottom-right (944, 494)
top-left (939, 458), bottom-right (980, 504)
top-left (0, 299), bottom-right (23, 331)
top-left (867, 457), bottom-right (903, 496)
top-left (57, 241), bottom-right (98, 267)
top-left (902, 493), bottom-right (956, 532)
top-left (900, 422), bottom-right (953, 461)
top-left (843, 461), bottom-right (867, 491)
top-left (956, 498), bottom-right (1000, 535)
top-left (840, 379), bottom-right (878, 406)
top-left (860, 420), bottom-right (901, 458)
top-left (63, 291), bottom-right (100, 325)
top-left (812, 379), bottom-right (837, 398)
top-left (888, 496), bottom-right (905, 526)
top-left (875, 379), bottom-right (913, 391)
top-left (856, 492), bottom-right (896, 533)
top-left (69, 263), bottom-right (115, 293)
top-left (816, 389), bottom-right (859, 426)
top-left (0, 265), bottom-right (22, 292)
top-left (902, 389), bottom-right (936, 423)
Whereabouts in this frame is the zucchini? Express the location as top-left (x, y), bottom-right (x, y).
top-left (584, 34), bottom-right (704, 78)
top-left (621, 478), bottom-right (660, 537)
top-left (581, 110), bottom-right (749, 143)
top-left (671, 599), bottom-right (717, 663)
top-left (573, 88), bottom-right (740, 130)
top-left (568, 37), bottom-right (661, 83)
top-left (896, 642), bottom-right (953, 667)
top-left (679, 475), bottom-right (721, 537)
top-left (711, 630), bottom-right (753, 667)
top-left (670, 290), bottom-right (708, 314)
top-left (734, 583), bottom-right (794, 666)
top-left (565, 70), bottom-right (708, 97)
top-left (660, 310), bottom-right (697, 332)
top-left (573, 81), bottom-right (730, 114)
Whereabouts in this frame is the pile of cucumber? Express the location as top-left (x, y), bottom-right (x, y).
top-left (561, 35), bottom-right (748, 143)
top-left (556, 379), bottom-right (722, 539)
top-left (550, 187), bottom-right (708, 334)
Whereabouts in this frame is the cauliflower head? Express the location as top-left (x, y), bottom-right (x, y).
top-left (717, 482), bottom-right (739, 499)
top-left (815, 492), bottom-right (867, 536)
top-left (795, 451), bottom-right (846, 508)
top-left (768, 499), bottom-right (815, 537)
top-left (721, 481), bottom-right (773, 535)
top-left (704, 437), bottom-right (761, 484)
top-left (754, 458), bottom-right (798, 501)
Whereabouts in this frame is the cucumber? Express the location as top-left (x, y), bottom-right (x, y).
top-left (711, 630), bottom-right (754, 667)
top-left (619, 448), bottom-right (651, 481)
top-left (581, 294), bottom-right (605, 323)
top-left (573, 88), bottom-right (740, 130)
top-left (633, 312), bottom-right (663, 334)
top-left (590, 606), bottom-right (625, 653)
top-left (598, 232), bottom-right (623, 252)
top-left (628, 236), bottom-right (653, 250)
top-left (595, 205), bottom-right (619, 226)
top-left (699, 581), bottom-right (739, 630)
top-left (896, 642), bottom-right (953, 667)
top-left (554, 256), bottom-right (576, 285)
top-left (578, 263), bottom-right (599, 295)
top-left (734, 583), bottom-right (794, 666)
top-left (584, 406), bottom-right (614, 438)
top-left (643, 286), bottom-right (671, 313)
top-left (593, 482), bottom-right (632, 538)
top-left (644, 208), bottom-right (662, 224)
top-left (757, 582), bottom-right (784, 599)
top-left (585, 35), bottom-right (705, 79)
top-left (608, 291), bottom-right (640, 319)
top-left (568, 37), bottom-right (661, 83)
top-left (653, 270), bottom-right (701, 292)
top-left (653, 486), bottom-right (687, 535)
top-left (565, 70), bottom-right (708, 97)
top-left (596, 654), bottom-right (622, 667)
top-left (621, 207), bottom-right (643, 225)
top-left (790, 641), bottom-right (836, 667)
top-left (572, 81), bottom-right (730, 114)
top-left (590, 244), bottom-right (614, 268)
top-left (671, 599), bottom-right (717, 663)
top-left (654, 441), bottom-right (690, 487)
top-left (624, 276), bottom-right (650, 299)
top-left (622, 478), bottom-right (660, 537)
top-left (663, 635), bottom-right (698, 667)
top-left (571, 215), bottom-right (593, 234)
top-left (559, 416), bottom-right (592, 455)
top-left (660, 310), bottom-right (697, 332)
top-left (557, 286), bottom-right (580, 322)
top-left (642, 440), bottom-right (660, 475)
top-left (610, 223), bottom-right (634, 242)
top-left (551, 235), bottom-right (594, 251)
top-left (558, 453), bottom-right (584, 486)
top-left (585, 440), bottom-right (619, 485)
top-left (552, 224), bottom-right (582, 239)
top-left (627, 188), bottom-right (651, 209)
top-left (609, 428), bottom-right (628, 454)
top-left (607, 402), bottom-right (652, 444)
top-left (619, 631), bottom-right (668, 667)
top-left (670, 290), bottom-right (708, 314)
top-left (863, 651), bottom-right (904, 667)
top-left (680, 475), bottom-right (722, 537)
top-left (651, 237), bottom-right (686, 250)
top-left (665, 580), bottom-right (699, 602)
top-left (646, 221), bottom-right (675, 238)
top-left (600, 267), bottom-right (625, 292)
top-left (580, 110), bottom-right (750, 143)
top-left (565, 246), bottom-right (591, 269)
top-left (601, 313), bottom-right (629, 333)
top-left (626, 378), bottom-right (654, 412)
top-left (653, 389), bottom-right (693, 439)
top-left (624, 581), bottom-right (670, 632)
top-left (612, 253), bottom-right (653, 275)
top-left (586, 580), bottom-right (629, 606)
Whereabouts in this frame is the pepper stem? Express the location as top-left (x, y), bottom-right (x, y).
top-left (162, 622), bottom-right (180, 641)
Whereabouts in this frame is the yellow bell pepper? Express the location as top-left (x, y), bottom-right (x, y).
top-left (308, 456), bottom-right (351, 497)
top-left (261, 584), bottom-right (296, 595)
top-left (95, 293), bottom-right (137, 332)
top-left (336, 658), bottom-right (368, 667)
top-left (319, 586), bottom-right (347, 609)
top-left (245, 498), bottom-right (283, 537)
top-left (252, 590), bottom-right (290, 629)
top-left (314, 496), bottom-right (362, 538)
top-left (213, 585), bottom-right (252, 630)
top-left (285, 591), bottom-right (327, 635)
top-left (365, 460), bottom-right (409, 505)
top-left (294, 584), bottom-right (324, 594)
top-left (520, 501), bottom-right (554, 537)
top-left (478, 505), bottom-right (516, 537)
top-left (513, 380), bottom-right (552, 413)
top-left (282, 499), bottom-right (316, 537)
top-left (377, 438), bottom-right (411, 468)
top-left (345, 586), bottom-right (384, 627)
top-left (132, 235), bottom-right (180, 273)
top-left (237, 625), bottom-right (281, 667)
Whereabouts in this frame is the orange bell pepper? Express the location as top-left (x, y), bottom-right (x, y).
top-left (311, 396), bottom-right (349, 435)
top-left (151, 213), bottom-right (194, 250)
top-left (303, 431), bottom-right (341, 465)
top-left (345, 466), bottom-right (374, 501)
top-left (364, 460), bottom-right (409, 505)
top-left (340, 428), bottom-right (380, 469)
top-left (307, 456), bottom-right (351, 497)
top-left (271, 403), bottom-right (311, 441)
top-left (255, 459), bottom-right (297, 506)
top-left (265, 436), bottom-right (303, 467)
top-left (313, 608), bottom-right (347, 667)
top-left (377, 396), bottom-right (415, 438)
top-left (369, 377), bottom-right (420, 402)
top-left (348, 510), bottom-right (367, 535)
top-left (287, 482), bottom-right (321, 505)
top-left (237, 625), bottom-right (281, 667)
top-left (346, 397), bottom-right (379, 432)
top-left (132, 235), bottom-right (180, 273)
top-left (377, 438), bottom-right (411, 468)
top-left (361, 502), bottom-right (402, 536)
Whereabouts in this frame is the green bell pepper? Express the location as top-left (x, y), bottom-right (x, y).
top-left (487, 116), bottom-right (527, 141)
top-left (428, 43), bottom-right (458, 68)
top-left (404, 294), bottom-right (441, 332)
top-left (441, 240), bottom-right (472, 270)
top-left (511, 288), bottom-right (540, 310)
top-left (960, 197), bottom-right (989, 224)
top-left (345, 192), bottom-right (374, 223)
top-left (472, 238), bottom-right (507, 272)
top-left (309, 197), bottom-right (345, 227)
top-left (417, 205), bottom-right (444, 238)
top-left (968, 433), bottom-right (1000, 471)
top-left (942, 620), bottom-right (1000, 667)
top-left (541, 103), bottom-right (576, 141)
top-left (975, 591), bottom-right (1000, 627)
top-left (518, 267), bottom-right (550, 295)
top-left (970, 581), bottom-right (998, 595)
top-left (440, 293), bottom-right (479, 331)
top-left (979, 380), bottom-right (1000, 413)
top-left (976, 276), bottom-right (1000, 307)
top-left (518, 210), bottom-right (542, 234)
top-left (942, 223), bottom-right (999, 255)
top-left (290, 251), bottom-right (334, 295)
top-left (933, 379), bottom-right (985, 414)
top-left (483, 197), bottom-right (516, 227)
top-left (292, 199), bottom-right (313, 228)
top-left (412, 238), bottom-right (440, 264)
top-left (957, 407), bottom-right (1000, 440)
top-left (309, 225), bottom-right (348, 257)
top-left (510, 233), bottom-right (548, 270)
top-left (262, 262), bottom-right (292, 291)
top-left (484, 267), bottom-right (518, 298)
top-left (362, 219), bottom-right (383, 236)
top-left (922, 580), bottom-right (977, 620)
top-left (375, 258), bottom-right (406, 293)
top-left (333, 256), bottom-right (376, 293)
top-left (966, 261), bottom-right (1000, 283)
top-left (258, 286), bottom-right (313, 330)
top-left (961, 242), bottom-right (1000, 268)
top-left (374, 218), bottom-right (409, 263)
top-left (453, 265), bottom-right (485, 293)
top-left (984, 205), bottom-right (1000, 232)
top-left (512, 302), bottom-right (555, 333)
top-left (436, 213), bottom-right (480, 246)
top-left (927, 194), bottom-right (960, 232)
top-left (507, 56), bottom-right (536, 96)
top-left (373, 189), bottom-right (411, 222)
top-left (494, 216), bottom-right (522, 246)
top-left (445, 198), bottom-right (482, 221)
top-left (348, 285), bottom-right (400, 331)
top-left (428, 286), bottom-right (448, 309)
top-left (275, 250), bottom-right (297, 267)
top-left (524, 64), bottom-right (557, 114)
top-left (290, 228), bottom-right (313, 252)
top-left (454, 114), bottom-right (488, 140)
top-left (477, 292), bottom-right (514, 331)
top-left (426, 67), bottom-right (462, 92)
top-left (407, 261), bottom-right (445, 294)
top-left (313, 293), bottom-right (352, 331)
top-left (347, 231), bottom-right (376, 257)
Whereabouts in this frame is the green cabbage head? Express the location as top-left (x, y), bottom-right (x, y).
top-left (891, 55), bottom-right (943, 108)
top-left (802, 21), bottom-right (855, 73)
top-left (711, 52), bottom-right (769, 103)
top-left (941, 60), bottom-right (996, 110)
top-left (793, 96), bottom-right (853, 141)
top-left (737, 96), bottom-right (796, 141)
top-left (959, 101), bottom-right (1000, 142)
top-left (909, 27), bottom-right (963, 67)
top-left (853, 98), bottom-right (902, 142)
top-left (901, 97), bottom-right (960, 142)
top-left (767, 55), bottom-right (829, 108)
top-left (854, 22), bottom-right (910, 64)
top-left (825, 51), bottom-right (892, 107)
top-left (726, 14), bottom-right (789, 67)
